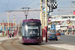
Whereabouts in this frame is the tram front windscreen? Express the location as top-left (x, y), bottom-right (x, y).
top-left (22, 22), bottom-right (41, 37)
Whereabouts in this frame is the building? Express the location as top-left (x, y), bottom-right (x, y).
top-left (48, 15), bottom-right (75, 33)
top-left (0, 23), bottom-right (17, 31)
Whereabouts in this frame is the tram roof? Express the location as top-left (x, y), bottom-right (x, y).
top-left (23, 19), bottom-right (41, 23)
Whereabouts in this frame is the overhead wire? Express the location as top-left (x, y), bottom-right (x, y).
top-left (7, 0), bottom-right (19, 24)
top-left (20, 0), bottom-right (35, 19)
top-left (7, 0), bottom-right (17, 16)
top-left (7, 0), bottom-right (35, 15)
top-left (7, 0), bottom-right (39, 21)
top-left (7, 0), bottom-right (10, 10)
top-left (26, 0), bottom-right (34, 6)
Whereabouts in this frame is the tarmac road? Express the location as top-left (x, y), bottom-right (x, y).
top-left (0, 38), bottom-right (66, 50)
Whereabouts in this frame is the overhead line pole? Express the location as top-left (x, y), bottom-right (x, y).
top-left (40, 0), bottom-right (44, 42)
top-left (7, 12), bottom-right (9, 30)
top-left (45, 0), bottom-right (48, 42)
top-left (7, 12), bottom-right (9, 38)
top-left (40, 0), bottom-right (43, 28)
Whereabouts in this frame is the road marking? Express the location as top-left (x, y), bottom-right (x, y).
top-left (65, 35), bottom-right (75, 36)
top-left (46, 44), bottom-right (75, 50)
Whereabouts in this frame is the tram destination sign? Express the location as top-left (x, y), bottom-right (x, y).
top-left (27, 22), bottom-right (40, 26)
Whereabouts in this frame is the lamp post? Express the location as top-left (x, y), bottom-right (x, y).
top-left (22, 7), bottom-right (30, 19)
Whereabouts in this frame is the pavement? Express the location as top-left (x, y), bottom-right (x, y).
top-left (0, 35), bottom-right (75, 50)
top-left (0, 36), bottom-right (18, 42)
top-left (65, 34), bottom-right (75, 36)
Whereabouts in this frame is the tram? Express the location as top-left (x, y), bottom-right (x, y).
top-left (19, 19), bottom-right (42, 43)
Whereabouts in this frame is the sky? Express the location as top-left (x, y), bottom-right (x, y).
top-left (0, 0), bottom-right (75, 23)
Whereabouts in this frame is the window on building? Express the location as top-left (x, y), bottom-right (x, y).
top-left (62, 17), bottom-right (68, 19)
top-left (72, 16), bottom-right (75, 18)
top-left (69, 16), bottom-right (71, 18)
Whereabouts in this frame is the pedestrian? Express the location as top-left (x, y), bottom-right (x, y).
top-left (12, 33), bottom-right (14, 37)
top-left (9, 33), bottom-right (11, 38)
top-left (65, 31), bottom-right (68, 35)
top-left (29, 29), bottom-right (36, 34)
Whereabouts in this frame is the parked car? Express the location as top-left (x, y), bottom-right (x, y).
top-left (48, 33), bottom-right (58, 41)
top-left (56, 32), bottom-right (61, 36)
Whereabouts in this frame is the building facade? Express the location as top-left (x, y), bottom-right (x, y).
top-left (0, 23), bottom-right (17, 31)
top-left (48, 15), bottom-right (75, 34)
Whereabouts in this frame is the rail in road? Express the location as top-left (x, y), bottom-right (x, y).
top-left (0, 39), bottom-right (56, 50)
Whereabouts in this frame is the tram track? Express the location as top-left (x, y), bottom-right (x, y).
top-left (39, 45), bottom-right (56, 50)
top-left (0, 39), bottom-right (56, 50)
top-left (11, 39), bottom-right (24, 50)
top-left (0, 41), bottom-right (7, 50)
top-left (13, 39), bottom-right (56, 50)
top-left (27, 45), bottom-right (41, 50)
top-left (13, 39), bottom-right (55, 50)
top-left (27, 45), bottom-right (55, 50)
top-left (13, 39), bottom-right (40, 50)
top-left (0, 39), bottom-right (19, 50)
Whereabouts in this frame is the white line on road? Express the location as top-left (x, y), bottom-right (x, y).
top-left (46, 44), bottom-right (75, 50)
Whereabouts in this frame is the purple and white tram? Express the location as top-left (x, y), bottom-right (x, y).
top-left (19, 19), bottom-right (42, 43)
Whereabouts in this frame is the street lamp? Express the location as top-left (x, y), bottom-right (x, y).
top-left (22, 7), bottom-right (30, 19)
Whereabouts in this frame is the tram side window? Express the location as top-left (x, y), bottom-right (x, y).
top-left (40, 26), bottom-right (42, 36)
top-left (22, 26), bottom-right (25, 36)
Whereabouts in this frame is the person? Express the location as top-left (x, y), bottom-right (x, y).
top-left (9, 33), bottom-right (11, 38)
top-left (29, 29), bottom-right (36, 34)
top-left (65, 31), bottom-right (68, 35)
top-left (12, 33), bottom-right (14, 37)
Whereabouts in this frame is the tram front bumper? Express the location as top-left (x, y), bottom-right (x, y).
top-left (22, 38), bottom-right (42, 43)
